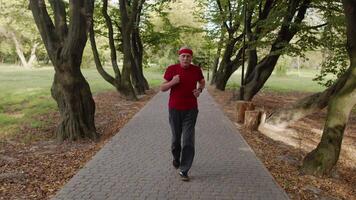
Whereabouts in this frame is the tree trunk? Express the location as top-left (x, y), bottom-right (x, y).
top-left (212, 0), bottom-right (275, 91)
top-left (30, 0), bottom-right (99, 141)
top-left (214, 37), bottom-right (243, 90)
top-left (11, 33), bottom-right (30, 68)
top-left (89, 23), bottom-right (121, 90)
top-left (51, 64), bottom-right (98, 141)
top-left (243, 56), bottom-right (280, 100)
top-left (245, 1), bottom-right (258, 79)
top-left (131, 30), bottom-right (147, 95)
top-left (0, 27), bottom-right (30, 67)
top-left (210, 48), bottom-right (221, 85)
top-left (130, 59), bottom-right (146, 95)
top-left (211, 27), bottom-right (225, 85)
top-left (101, 0), bottom-right (121, 81)
top-left (131, 4), bottom-right (149, 94)
top-left (301, 74), bottom-right (356, 175)
top-left (133, 34), bottom-right (149, 91)
top-left (27, 43), bottom-right (39, 68)
top-left (301, 0), bottom-right (356, 176)
top-left (120, 70), bottom-right (137, 100)
top-left (215, 61), bottom-right (234, 91)
top-left (244, 110), bottom-right (261, 131)
top-left (91, 0), bottom-right (142, 99)
top-left (265, 68), bottom-right (350, 128)
top-left (242, 0), bottom-right (311, 101)
top-left (236, 100), bottom-right (255, 123)
top-left (118, 0), bottom-right (140, 100)
top-left (120, 27), bottom-right (137, 100)
top-left (121, 35), bottom-right (137, 100)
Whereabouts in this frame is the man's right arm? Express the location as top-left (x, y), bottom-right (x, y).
top-left (160, 75), bottom-right (180, 92)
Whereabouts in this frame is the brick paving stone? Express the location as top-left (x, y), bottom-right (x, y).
top-left (53, 92), bottom-right (289, 200)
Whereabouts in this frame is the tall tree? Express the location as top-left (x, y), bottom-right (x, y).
top-left (300, 0), bottom-right (356, 176)
top-left (209, 0), bottom-right (280, 90)
top-left (241, 0), bottom-right (311, 100)
top-left (128, 0), bottom-right (150, 95)
top-left (258, 1), bottom-right (347, 127)
top-left (90, 0), bottom-right (136, 99)
top-left (90, 0), bottom-right (150, 99)
top-left (119, 0), bottom-right (148, 96)
top-left (0, 26), bottom-right (38, 68)
top-left (210, 0), bottom-right (244, 90)
top-left (0, 0), bottom-right (42, 67)
top-left (29, 0), bottom-right (99, 141)
top-left (209, 0), bottom-right (315, 101)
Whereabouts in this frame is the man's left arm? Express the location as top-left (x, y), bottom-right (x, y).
top-left (198, 79), bottom-right (205, 92)
top-left (193, 79), bottom-right (206, 98)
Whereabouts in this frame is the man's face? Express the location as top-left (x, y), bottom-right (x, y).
top-left (179, 53), bottom-right (192, 68)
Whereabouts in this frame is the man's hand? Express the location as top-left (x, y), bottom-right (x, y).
top-left (193, 88), bottom-right (202, 98)
top-left (160, 75), bottom-right (180, 92)
top-left (171, 75), bottom-right (180, 85)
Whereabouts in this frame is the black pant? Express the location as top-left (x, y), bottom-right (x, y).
top-left (169, 108), bottom-right (198, 173)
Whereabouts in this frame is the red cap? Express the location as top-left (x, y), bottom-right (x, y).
top-left (178, 48), bottom-right (193, 56)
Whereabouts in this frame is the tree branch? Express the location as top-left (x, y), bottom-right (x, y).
top-left (61, 0), bottom-right (93, 58)
top-left (29, 0), bottom-right (59, 63)
top-left (89, 24), bottom-right (117, 86)
top-left (49, 0), bottom-right (68, 41)
top-left (119, 0), bottom-right (130, 26)
top-left (305, 23), bottom-right (328, 30)
top-left (102, 0), bottom-right (121, 80)
top-left (216, 0), bottom-right (230, 31)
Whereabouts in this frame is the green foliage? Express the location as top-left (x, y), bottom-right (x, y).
top-left (81, 44), bottom-right (95, 68)
top-left (157, 51), bottom-right (175, 69)
top-left (313, 48), bottom-right (348, 87)
top-left (201, 0), bottom-right (350, 94)
top-left (142, 0), bottom-right (214, 66)
top-left (275, 64), bottom-right (288, 76)
top-left (228, 68), bottom-right (326, 93)
top-left (312, 2), bottom-right (348, 87)
top-left (0, 0), bottom-right (44, 64)
top-left (0, 40), bottom-right (16, 62)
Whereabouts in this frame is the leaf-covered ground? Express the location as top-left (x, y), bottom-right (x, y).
top-left (208, 87), bottom-right (356, 200)
top-left (0, 90), bottom-right (156, 200)
top-left (1, 88), bottom-right (355, 199)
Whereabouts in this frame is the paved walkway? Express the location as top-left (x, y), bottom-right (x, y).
top-left (53, 91), bottom-right (289, 200)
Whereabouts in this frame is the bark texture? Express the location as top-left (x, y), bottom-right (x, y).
top-left (212, 0), bottom-right (275, 91)
top-left (266, 69), bottom-right (350, 128)
top-left (243, 0), bottom-right (311, 100)
top-left (210, 26), bottom-right (225, 85)
top-left (301, 0), bottom-right (356, 176)
top-left (90, 0), bottom-right (148, 99)
top-left (29, 0), bottom-right (99, 141)
top-left (236, 101), bottom-right (255, 123)
top-left (89, 0), bottom-right (122, 94)
top-left (130, 2), bottom-right (149, 94)
top-left (244, 110), bottom-right (261, 130)
top-left (119, 0), bottom-right (139, 99)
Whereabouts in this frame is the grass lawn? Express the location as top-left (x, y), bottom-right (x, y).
top-left (0, 65), bottom-right (118, 139)
top-left (226, 68), bottom-right (327, 93)
top-left (0, 64), bottom-right (326, 140)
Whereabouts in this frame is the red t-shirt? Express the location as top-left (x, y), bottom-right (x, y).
top-left (164, 64), bottom-right (204, 110)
